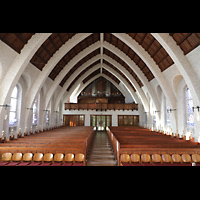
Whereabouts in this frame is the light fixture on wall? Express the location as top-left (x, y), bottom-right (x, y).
top-left (167, 109), bottom-right (176, 113)
top-left (153, 111), bottom-right (160, 114)
top-left (192, 106), bottom-right (200, 112)
top-left (0, 104), bottom-right (11, 110)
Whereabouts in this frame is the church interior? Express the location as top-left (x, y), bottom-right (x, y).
top-left (0, 33), bottom-right (200, 166)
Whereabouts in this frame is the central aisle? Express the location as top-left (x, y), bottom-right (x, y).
top-left (86, 131), bottom-right (117, 166)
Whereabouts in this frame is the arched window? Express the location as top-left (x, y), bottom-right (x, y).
top-left (9, 86), bottom-right (18, 125)
top-left (185, 87), bottom-right (194, 127)
top-left (32, 99), bottom-right (37, 124)
top-left (166, 98), bottom-right (170, 126)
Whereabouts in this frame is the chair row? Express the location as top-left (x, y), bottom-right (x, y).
top-left (0, 152), bottom-right (85, 166)
top-left (120, 153), bottom-right (200, 166)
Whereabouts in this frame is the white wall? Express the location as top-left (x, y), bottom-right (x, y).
top-left (62, 108), bottom-right (140, 126)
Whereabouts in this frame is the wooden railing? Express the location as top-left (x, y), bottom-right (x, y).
top-left (65, 103), bottom-right (138, 111)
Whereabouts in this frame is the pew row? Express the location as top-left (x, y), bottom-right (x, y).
top-left (0, 152), bottom-right (86, 166)
top-left (0, 126), bottom-right (95, 162)
top-left (107, 126), bottom-right (200, 166)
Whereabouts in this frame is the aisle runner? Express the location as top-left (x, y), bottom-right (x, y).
top-left (86, 131), bottom-right (117, 166)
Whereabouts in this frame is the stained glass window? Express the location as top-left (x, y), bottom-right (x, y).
top-left (46, 110), bottom-right (49, 124)
top-left (32, 99), bottom-right (37, 124)
top-left (9, 86), bottom-right (18, 125)
top-left (186, 87), bottom-right (194, 127)
top-left (166, 99), bottom-right (170, 125)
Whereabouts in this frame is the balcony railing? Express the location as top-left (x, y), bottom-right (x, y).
top-left (65, 103), bottom-right (138, 111)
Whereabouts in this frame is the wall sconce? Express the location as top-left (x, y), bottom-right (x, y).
top-left (0, 104), bottom-right (11, 110)
top-left (192, 106), bottom-right (200, 112)
top-left (167, 109), bottom-right (176, 113)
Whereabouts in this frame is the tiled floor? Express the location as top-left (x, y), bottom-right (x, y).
top-left (86, 131), bottom-right (117, 166)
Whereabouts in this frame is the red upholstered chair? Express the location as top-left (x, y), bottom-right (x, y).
top-left (141, 154), bottom-right (153, 166)
top-left (62, 153), bottom-right (74, 166)
top-left (51, 153), bottom-right (64, 166)
top-left (17, 153), bottom-right (33, 166)
top-left (0, 153), bottom-right (12, 166)
top-left (7, 153), bottom-right (22, 166)
top-left (29, 153), bottom-right (43, 166)
top-left (120, 154), bottom-right (131, 166)
top-left (130, 154), bottom-right (142, 166)
top-left (162, 154), bottom-right (173, 166)
top-left (151, 154), bottom-right (164, 166)
top-left (40, 153), bottom-right (53, 166)
top-left (74, 153), bottom-right (85, 166)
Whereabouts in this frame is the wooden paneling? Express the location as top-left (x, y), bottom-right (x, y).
top-left (169, 33), bottom-right (200, 55)
top-left (64, 102), bottom-right (138, 111)
top-left (0, 33), bottom-right (35, 53)
top-left (63, 115), bottom-right (85, 126)
top-left (118, 115), bottom-right (139, 126)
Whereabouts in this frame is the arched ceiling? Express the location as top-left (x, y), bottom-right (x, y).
top-left (1, 33), bottom-right (200, 105)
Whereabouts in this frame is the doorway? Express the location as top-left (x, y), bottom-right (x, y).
top-left (90, 115), bottom-right (112, 131)
top-left (63, 115), bottom-right (85, 126)
top-left (118, 115), bottom-right (139, 126)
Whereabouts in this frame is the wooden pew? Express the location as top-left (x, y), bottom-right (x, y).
top-left (0, 126), bottom-right (95, 161)
top-left (107, 126), bottom-right (200, 166)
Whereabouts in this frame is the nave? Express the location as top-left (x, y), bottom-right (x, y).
top-left (1, 125), bottom-right (200, 166)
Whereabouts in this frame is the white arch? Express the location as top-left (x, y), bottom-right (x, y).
top-left (44, 53), bottom-right (145, 111)
top-left (0, 33), bottom-right (50, 110)
top-left (0, 33), bottom-right (51, 134)
top-left (25, 33), bottom-right (92, 109)
top-left (54, 63), bottom-right (141, 112)
top-left (102, 54), bottom-right (148, 108)
top-left (43, 43), bottom-right (101, 110)
top-left (24, 33), bottom-right (92, 127)
top-left (152, 33), bottom-right (200, 105)
top-left (61, 72), bottom-right (136, 111)
top-left (112, 33), bottom-right (173, 110)
top-left (45, 42), bottom-right (153, 114)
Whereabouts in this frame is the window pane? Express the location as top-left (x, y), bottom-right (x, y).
top-left (91, 116), bottom-right (96, 126)
top-left (129, 116), bottom-right (133, 126)
top-left (118, 116), bottom-right (123, 126)
top-left (186, 87), bottom-right (194, 128)
top-left (107, 116), bottom-right (110, 127)
top-left (9, 112), bottom-right (16, 125)
top-left (124, 116), bottom-right (128, 125)
top-left (10, 98), bottom-right (17, 111)
top-left (186, 88), bottom-right (192, 99)
top-left (32, 100), bottom-right (37, 124)
top-left (11, 86), bottom-right (18, 98)
top-left (134, 116), bottom-right (139, 126)
top-left (187, 114), bottom-right (194, 127)
top-left (33, 114), bottom-right (37, 124)
top-left (187, 100), bottom-right (193, 113)
top-left (166, 100), bottom-right (170, 125)
top-left (79, 115), bottom-right (84, 126)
